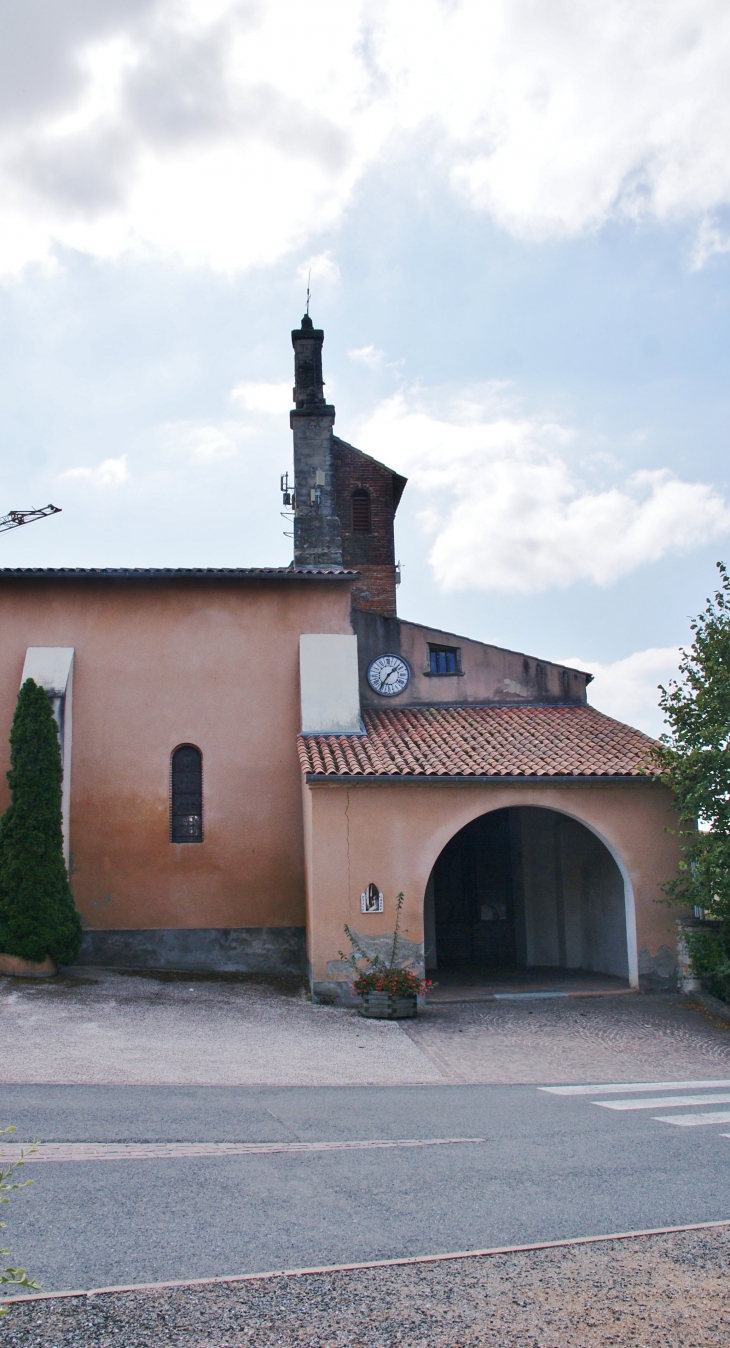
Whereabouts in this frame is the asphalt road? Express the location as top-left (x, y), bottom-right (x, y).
top-left (1, 1081), bottom-right (729, 1293)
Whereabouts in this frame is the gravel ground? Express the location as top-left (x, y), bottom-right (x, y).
top-left (3, 968), bottom-right (730, 1087)
top-left (0, 969), bottom-right (440, 1086)
top-left (3, 1228), bottom-right (729, 1346)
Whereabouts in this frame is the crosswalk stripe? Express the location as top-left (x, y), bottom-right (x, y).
top-left (0, 1137), bottom-right (485, 1163)
top-left (540, 1080), bottom-right (730, 1096)
top-left (656, 1112), bottom-right (730, 1127)
top-left (593, 1093), bottom-right (730, 1111)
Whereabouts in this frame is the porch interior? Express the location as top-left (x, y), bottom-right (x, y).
top-left (424, 806), bottom-right (631, 1001)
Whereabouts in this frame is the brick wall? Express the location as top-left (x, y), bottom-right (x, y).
top-left (333, 436), bottom-right (404, 617)
top-left (350, 564), bottom-right (399, 617)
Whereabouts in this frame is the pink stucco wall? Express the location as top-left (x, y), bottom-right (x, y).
top-left (303, 777), bottom-right (684, 995)
top-left (0, 575), bottom-right (352, 934)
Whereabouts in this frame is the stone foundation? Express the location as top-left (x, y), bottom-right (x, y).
top-left (312, 979), bottom-right (362, 1006)
top-left (77, 927), bottom-right (307, 976)
top-left (638, 943), bottom-right (677, 991)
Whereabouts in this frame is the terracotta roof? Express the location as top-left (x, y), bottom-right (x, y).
top-left (0, 566), bottom-right (356, 580)
top-left (298, 704), bottom-right (656, 779)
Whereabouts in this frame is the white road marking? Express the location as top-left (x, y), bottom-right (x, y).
top-left (542, 1080), bottom-right (730, 1137)
top-left (0, 1137), bottom-right (484, 1164)
top-left (593, 1093), bottom-right (730, 1111)
top-left (541, 1080), bottom-right (730, 1096)
top-left (657, 1112), bottom-right (730, 1127)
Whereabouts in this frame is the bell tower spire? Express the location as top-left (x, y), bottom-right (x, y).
top-left (292, 314), bottom-right (326, 410)
top-left (290, 314), bottom-right (342, 568)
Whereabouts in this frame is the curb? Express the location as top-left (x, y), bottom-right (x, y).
top-left (3, 1218), bottom-right (730, 1306)
top-left (685, 990), bottom-right (730, 1025)
top-left (428, 988), bottom-right (639, 1005)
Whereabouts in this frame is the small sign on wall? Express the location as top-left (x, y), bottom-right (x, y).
top-left (361, 882), bottom-right (383, 913)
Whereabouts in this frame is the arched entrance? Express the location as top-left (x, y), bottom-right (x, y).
top-left (423, 806), bottom-right (630, 989)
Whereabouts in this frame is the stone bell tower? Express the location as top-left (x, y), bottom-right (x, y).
top-left (289, 314), bottom-right (406, 616)
top-left (290, 315), bottom-right (342, 568)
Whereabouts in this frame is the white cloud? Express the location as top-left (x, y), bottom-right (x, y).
top-left (162, 421), bottom-right (242, 463)
top-left (230, 381), bottom-right (292, 415)
top-left (385, 0), bottom-right (730, 241)
top-left (357, 386), bottom-right (730, 593)
top-left (297, 251), bottom-right (341, 287)
top-left (1, 1), bottom-right (730, 273)
top-left (348, 344), bottom-right (386, 370)
top-left (561, 646), bottom-right (681, 736)
top-left (62, 454), bottom-right (129, 487)
top-left (691, 215), bottom-right (730, 269)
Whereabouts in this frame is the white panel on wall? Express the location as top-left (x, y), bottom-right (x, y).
top-left (21, 647), bottom-right (74, 696)
top-left (300, 634), bottom-right (361, 734)
top-left (21, 646), bottom-right (74, 865)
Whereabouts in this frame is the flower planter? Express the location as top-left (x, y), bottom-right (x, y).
top-left (360, 990), bottom-right (418, 1020)
top-left (0, 952), bottom-right (57, 978)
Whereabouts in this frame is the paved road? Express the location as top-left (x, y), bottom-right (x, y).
top-left (2, 1078), bottom-right (730, 1293)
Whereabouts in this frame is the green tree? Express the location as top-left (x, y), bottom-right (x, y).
top-left (0, 679), bottom-right (82, 965)
top-left (652, 562), bottom-right (730, 997)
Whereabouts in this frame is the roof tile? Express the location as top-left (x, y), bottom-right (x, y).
top-left (298, 704), bottom-right (656, 778)
top-left (0, 566), bottom-right (356, 580)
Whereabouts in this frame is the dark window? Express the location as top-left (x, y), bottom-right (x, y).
top-left (429, 645), bottom-right (459, 675)
top-left (351, 489), bottom-right (372, 533)
top-left (171, 745), bottom-right (203, 843)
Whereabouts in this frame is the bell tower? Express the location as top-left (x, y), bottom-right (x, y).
top-left (288, 314), bottom-right (406, 615)
top-left (290, 315), bottom-right (342, 568)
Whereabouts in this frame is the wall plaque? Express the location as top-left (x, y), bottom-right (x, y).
top-left (361, 882), bottom-right (383, 913)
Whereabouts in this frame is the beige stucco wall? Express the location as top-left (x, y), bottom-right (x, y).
top-left (302, 777), bottom-right (684, 997)
top-left (0, 576), bottom-right (352, 938)
top-left (354, 612), bottom-right (591, 710)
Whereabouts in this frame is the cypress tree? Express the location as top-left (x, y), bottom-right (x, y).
top-left (0, 678), bottom-right (82, 965)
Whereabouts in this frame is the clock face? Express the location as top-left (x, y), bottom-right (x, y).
top-left (367, 654), bottom-right (411, 697)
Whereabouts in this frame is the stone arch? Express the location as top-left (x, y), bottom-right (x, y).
top-left (423, 801), bottom-right (638, 988)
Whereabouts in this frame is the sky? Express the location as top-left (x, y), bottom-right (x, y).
top-left (1, 0), bottom-right (729, 735)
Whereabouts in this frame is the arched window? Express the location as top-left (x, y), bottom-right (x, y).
top-left (171, 745), bottom-right (203, 843)
top-left (351, 489), bottom-right (372, 533)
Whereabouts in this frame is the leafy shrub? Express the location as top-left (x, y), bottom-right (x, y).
top-left (652, 563), bottom-right (730, 1001)
top-left (686, 926), bottom-right (730, 1003)
top-left (352, 966), bottom-right (427, 996)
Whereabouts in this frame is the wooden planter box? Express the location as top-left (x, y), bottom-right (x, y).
top-left (360, 991), bottom-right (418, 1020)
top-left (0, 952), bottom-right (57, 978)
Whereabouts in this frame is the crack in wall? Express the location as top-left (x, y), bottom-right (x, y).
top-left (345, 785), bottom-right (351, 911)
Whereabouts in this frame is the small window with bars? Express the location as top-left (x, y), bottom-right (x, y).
top-left (171, 744), bottom-right (203, 843)
top-left (351, 489), bottom-right (372, 533)
top-left (429, 644), bottom-right (460, 675)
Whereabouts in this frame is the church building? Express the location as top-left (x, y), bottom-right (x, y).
top-left (0, 316), bottom-right (682, 996)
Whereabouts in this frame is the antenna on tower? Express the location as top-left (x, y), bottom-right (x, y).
top-left (306, 268), bottom-right (311, 316)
